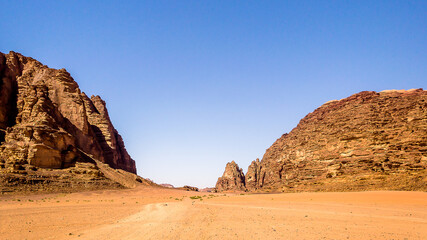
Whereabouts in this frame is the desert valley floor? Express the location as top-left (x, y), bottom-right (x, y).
top-left (0, 188), bottom-right (426, 240)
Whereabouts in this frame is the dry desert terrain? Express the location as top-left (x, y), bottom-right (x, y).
top-left (0, 188), bottom-right (426, 240)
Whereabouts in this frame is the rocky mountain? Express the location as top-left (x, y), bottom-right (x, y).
top-left (215, 161), bottom-right (246, 192)
top-left (0, 51), bottom-right (142, 193)
top-left (216, 89), bottom-right (427, 192)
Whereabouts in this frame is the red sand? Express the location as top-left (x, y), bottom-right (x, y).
top-left (1, 188), bottom-right (426, 239)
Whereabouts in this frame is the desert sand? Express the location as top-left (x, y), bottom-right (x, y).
top-left (0, 188), bottom-right (426, 240)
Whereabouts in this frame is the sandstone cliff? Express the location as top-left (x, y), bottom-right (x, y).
top-left (0, 51), bottom-right (139, 193)
top-left (216, 89), bottom-right (427, 192)
top-left (215, 161), bottom-right (246, 192)
top-left (245, 158), bottom-right (261, 191)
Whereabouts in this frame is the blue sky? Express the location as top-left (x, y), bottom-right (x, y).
top-left (1, 1), bottom-right (426, 188)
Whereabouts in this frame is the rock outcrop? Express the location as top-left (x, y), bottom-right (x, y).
top-left (215, 161), bottom-right (246, 192)
top-left (0, 51), bottom-right (139, 193)
top-left (245, 158), bottom-right (261, 191)
top-left (216, 89), bottom-right (427, 192)
top-left (179, 185), bottom-right (199, 192)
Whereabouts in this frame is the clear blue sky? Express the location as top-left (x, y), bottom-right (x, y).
top-left (1, 1), bottom-right (426, 188)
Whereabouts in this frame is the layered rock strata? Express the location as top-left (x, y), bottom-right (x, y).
top-left (216, 89), bottom-right (427, 192)
top-left (0, 51), bottom-right (139, 193)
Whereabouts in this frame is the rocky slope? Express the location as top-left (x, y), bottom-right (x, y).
top-left (0, 51), bottom-right (141, 193)
top-left (216, 89), bottom-right (427, 192)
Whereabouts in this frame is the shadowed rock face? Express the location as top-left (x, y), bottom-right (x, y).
top-left (0, 51), bottom-right (136, 174)
top-left (215, 161), bottom-right (246, 192)
top-left (216, 89), bottom-right (427, 192)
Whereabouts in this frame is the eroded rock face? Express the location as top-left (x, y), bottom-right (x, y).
top-left (215, 161), bottom-right (246, 192)
top-left (245, 158), bottom-right (261, 191)
top-left (0, 51), bottom-right (136, 176)
top-left (217, 89), bottom-right (427, 192)
top-left (82, 94), bottom-right (136, 173)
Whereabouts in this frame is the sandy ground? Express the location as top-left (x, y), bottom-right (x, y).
top-left (0, 188), bottom-right (426, 240)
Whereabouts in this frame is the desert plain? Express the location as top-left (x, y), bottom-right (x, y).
top-left (0, 188), bottom-right (426, 240)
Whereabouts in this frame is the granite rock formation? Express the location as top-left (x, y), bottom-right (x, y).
top-left (215, 161), bottom-right (246, 192)
top-left (216, 89), bottom-right (427, 192)
top-left (0, 51), bottom-right (139, 193)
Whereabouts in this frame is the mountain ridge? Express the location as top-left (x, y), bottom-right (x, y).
top-left (216, 89), bottom-right (427, 192)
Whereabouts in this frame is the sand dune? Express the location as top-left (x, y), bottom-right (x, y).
top-left (1, 188), bottom-right (426, 240)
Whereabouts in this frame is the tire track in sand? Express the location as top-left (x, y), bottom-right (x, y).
top-left (70, 202), bottom-right (188, 240)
